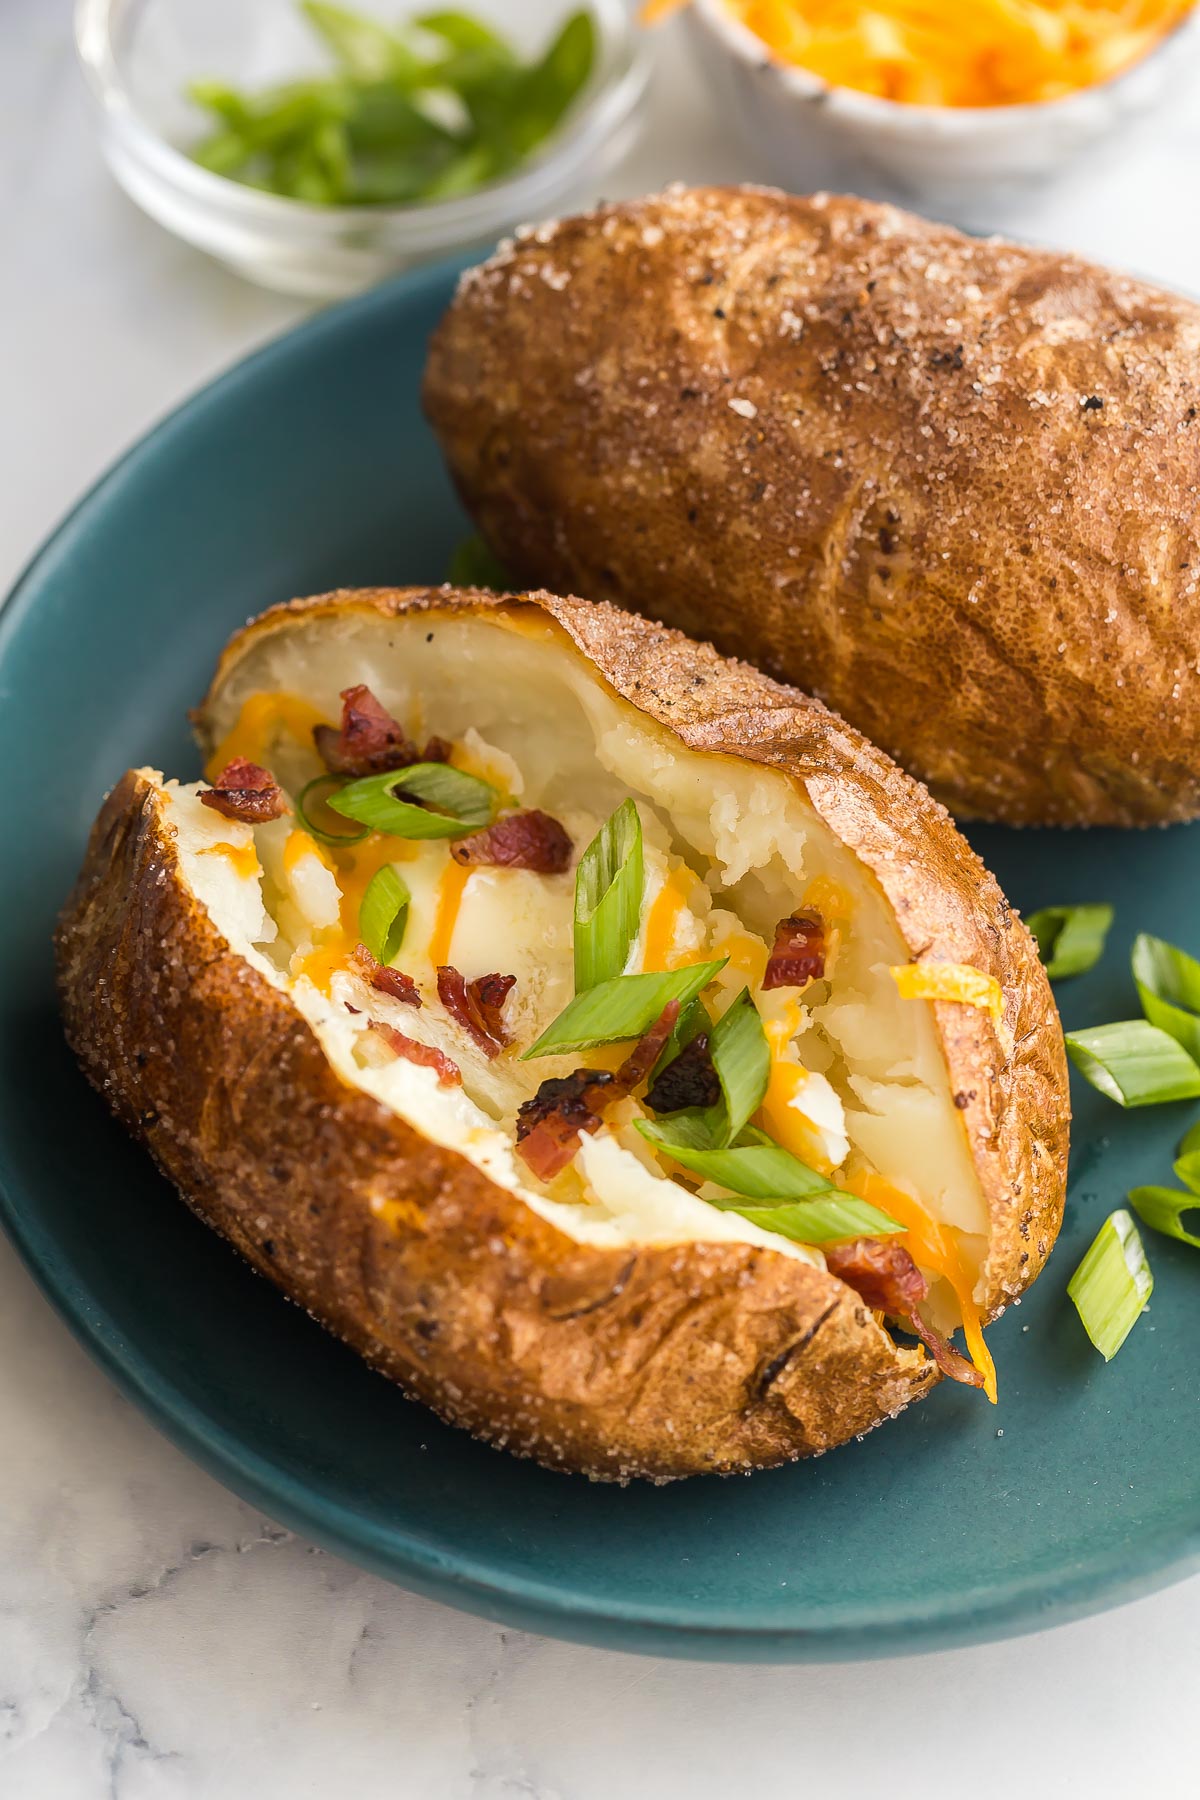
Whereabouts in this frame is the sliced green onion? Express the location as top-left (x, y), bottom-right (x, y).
top-left (1127, 1186), bottom-right (1200, 1251)
top-left (1173, 1118), bottom-right (1200, 1193)
top-left (705, 989), bottom-right (771, 1145)
top-left (522, 960), bottom-right (726, 1060)
top-left (1064, 1020), bottom-right (1200, 1107)
top-left (648, 997), bottom-right (709, 1086)
top-left (1025, 903), bottom-right (1113, 980)
top-left (446, 533), bottom-right (512, 590)
top-left (1173, 1151), bottom-right (1200, 1194)
top-left (358, 864), bottom-right (410, 965)
top-left (637, 1116), bottom-right (841, 1202)
top-left (327, 761), bottom-right (496, 839)
top-left (302, 2), bottom-right (418, 82)
top-left (296, 773), bottom-right (369, 846)
top-left (1067, 1209), bottom-right (1154, 1360)
top-left (705, 1193), bottom-right (907, 1245)
top-left (188, 7), bottom-right (594, 208)
top-left (573, 799), bottom-right (644, 991)
top-left (1132, 932), bottom-right (1200, 1064)
top-left (1178, 1118), bottom-right (1200, 1160)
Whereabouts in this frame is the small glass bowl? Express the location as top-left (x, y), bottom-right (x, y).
top-left (75, 0), bottom-right (650, 297)
top-left (685, 0), bottom-right (1200, 216)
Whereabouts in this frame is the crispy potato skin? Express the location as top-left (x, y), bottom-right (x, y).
top-left (57, 589), bottom-right (1068, 1479)
top-left (424, 186), bottom-right (1200, 826)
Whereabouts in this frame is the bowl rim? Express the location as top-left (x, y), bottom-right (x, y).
top-left (691, 0), bottom-right (1200, 132)
top-left (73, 0), bottom-right (651, 232)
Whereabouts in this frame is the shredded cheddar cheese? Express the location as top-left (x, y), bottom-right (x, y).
top-left (206, 691), bottom-right (331, 782)
top-left (644, 0), bottom-right (1195, 106)
top-left (890, 961), bottom-right (1004, 1026)
top-left (845, 1171), bottom-right (998, 1401)
top-left (428, 858), bottom-right (470, 969)
top-left (642, 868), bottom-right (694, 971)
top-left (199, 840), bottom-right (261, 879)
top-left (757, 1002), bottom-right (838, 1173)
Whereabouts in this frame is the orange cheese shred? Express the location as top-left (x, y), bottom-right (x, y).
top-left (890, 961), bottom-right (1004, 1026)
top-left (427, 857), bottom-right (470, 970)
top-left (844, 1170), bottom-right (998, 1402)
top-left (642, 868), bottom-right (694, 971)
top-left (642, 1), bottom-right (1197, 107)
top-left (205, 691), bottom-right (331, 783)
top-left (292, 834), bottom-right (418, 994)
top-left (757, 1004), bottom-right (837, 1175)
top-left (198, 840), bottom-right (261, 879)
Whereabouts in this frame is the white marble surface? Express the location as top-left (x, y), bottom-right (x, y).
top-left (2, 4), bottom-right (1198, 1795)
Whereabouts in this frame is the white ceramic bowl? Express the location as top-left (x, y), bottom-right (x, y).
top-left (75, 0), bottom-right (650, 297)
top-left (685, 0), bottom-right (1200, 215)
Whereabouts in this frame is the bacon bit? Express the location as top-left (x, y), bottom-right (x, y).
top-left (422, 735), bottom-right (453, 764)
top-left (351, 943), bottom-right (421, 1007)
top-left (825, 1238), bottom-right (984, 1390)
top-left (314, 685), bottom-right (419, 777)
top-left (369, 1020), bottom-right (461, 1087)
top-left (515, 1003), bottom-right (680, 1182)
top-left (614, 999), bottom-right (681, 1089)
top-left (516, 1069), bottom-right (615, 1182)
top-left (437, 965), bottom-right (516, 1059)
top-left (450, 809), bottom-right (573, 874)
top-left (200, 757), bottom-right (288, 824)
top-left (907, 1314), bottom-right (987, 1387)
top-left (644, 1030), bottom-right (719, 1114)
top-left (763, 908), bottom-right (827, 990)
top-left (471, 972), bottom-right (517, 1043)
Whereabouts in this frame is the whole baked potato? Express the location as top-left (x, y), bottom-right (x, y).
top-left (424, 186), bottom-right (1200, 827)
top-left (56, 587), bottom-right (1068, 1479)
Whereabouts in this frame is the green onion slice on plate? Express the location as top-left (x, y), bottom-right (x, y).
top-left (1064, 1020), bottom-right (1200, 1107)
top-left (445, 533), bottom-right (513, 591)
top-left (296, 773), bottom-right (370, 845)
top-left (573, 799), bottom-right (645, 991)
top-left (1173, 1119), bottom-right (1200, 1193)
top-left (1131, 932), bottom-right (1200, 1064)
top-left (1025, 903), bottom-right (1112, 979)
top-left (1127, 1186), bottom-right (1200, 1251)
top-left (1067, 1209), bottom-right (1153, 1359)
top-left (358, 864), bottom-right (410, 965)
top-left (327, 762), bottom-right (496, 839)
top-left (522, 960), bottom-right (726, 1060)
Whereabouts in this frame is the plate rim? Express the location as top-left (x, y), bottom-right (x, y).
top-left (2, 252), bottom-right (1198, 1662)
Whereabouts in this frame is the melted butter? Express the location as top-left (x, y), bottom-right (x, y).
top-left (206, 691), bottom-right (331, 781)
top-left (198, 840), bottom-right (260, 879)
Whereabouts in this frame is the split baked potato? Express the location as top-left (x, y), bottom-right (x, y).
top-left (424, 185), bottom-right (1200, 828)
top-left (56, 586), bottom-right (1068, 1479)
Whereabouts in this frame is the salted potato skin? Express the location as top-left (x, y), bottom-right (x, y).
top-left (424, 186), bottom-right (1200, 827)
top-left (56, 588), bottom-right (1068, 1480)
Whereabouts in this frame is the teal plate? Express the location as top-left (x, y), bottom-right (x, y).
top-left (1, 258), bottom-right (1197, 1662)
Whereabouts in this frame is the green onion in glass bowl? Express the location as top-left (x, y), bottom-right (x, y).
top-left (74, 0), bottom-right (649, 296)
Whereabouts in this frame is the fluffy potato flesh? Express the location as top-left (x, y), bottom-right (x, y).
top-left (194, 603), bottom-right (993, 1359)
